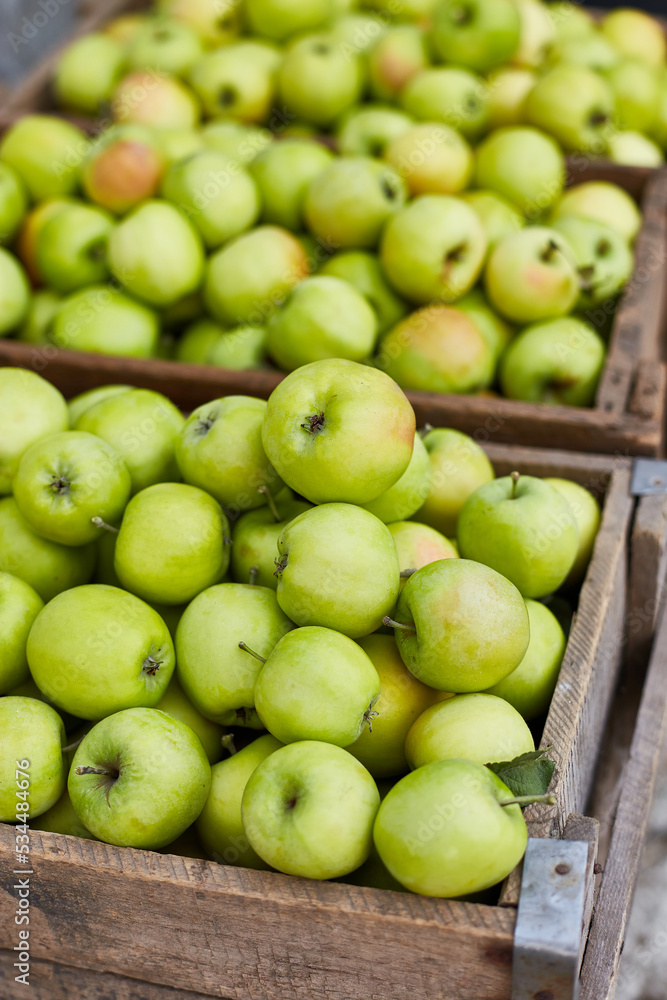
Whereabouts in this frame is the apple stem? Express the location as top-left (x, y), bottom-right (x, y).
top-left (400, 568), bottom-right (417, 578)
top-left (249, 565), bottom-right (259, 586)
top-left (91, 516), bottom-right (119, 534)
top-left (419, 423), bottom-right (433, 438)
top-left (365, 707), bottom-right (380, 733)
top-left (61, 737), bottom-right (84, 754)
top-left (383, 616), bottom-right (416, 633)
top-left (258, 485), bottom-right (281, 522)
top-left (238, 641), bottom-right (267, 664)
top-left (540, 239), bottom-right (562, 263)
top-left (500, 793), bottom-right (557, 808)
top-left (74, 766), bottom-right (118, 778)
top-left (510, 471), bottom-right (520, 499)
top-left (221, 733), bottom-right (237, 756)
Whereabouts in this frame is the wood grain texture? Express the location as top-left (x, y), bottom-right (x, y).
top-left (562, 813), bottom-right (600, 972)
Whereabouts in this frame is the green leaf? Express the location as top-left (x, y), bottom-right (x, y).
top-left (486, 747), bottom-right (555, 800)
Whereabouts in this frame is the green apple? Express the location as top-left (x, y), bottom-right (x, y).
top-left (486, 67), bottom-right (536, 128)
top-left (0, 572), bottom-right (43, 694)
top-left (406, 692), bottom-right (534, 769)
top-left (367, 25), bottom-right (429, 101)
top-left (266, 276), bottom-right (378, 371)
top-left (361, 432), bottom-right (430, 522)
top-left (250, 140), bottom-right (333, 232)
top-left (278, 34), bottom-right (364, 127)
top-left (401, 67), bottom-right (490, 141)
top-left (526, 65), bottom-right (615, 153)
top-left (231, 496), bottom-right (312, 589)
top-left (548, 1), bottom-right (596, 42)
top-left (380, 195), bottom-right (487, 305)
top-left (475, 126), bottom-right (565, 216)
top-left (511, 0), bottom-right (556, 68)
top-left (15, 198), bottom-right (77, 284)
top-left (157, 0), bottom-right (242, 46)
top-left (69, 708), bottom-right (210, 849)
top-left (337, 106), bottom-right (413, 158)
top-left (0, 249), bottom-right (30, 336)
top-left (485, 598), bottom-right (566, 719)
top-left (175, 319), bottom-right (223, 364)
top-left (304, 157), bottom-right (406, 250)
top-left (176, 582), bottom-right (293, 726)
top-left (27, 584), bottom-right (175, 719)
top-left (113, 71), bottom-right (201, 130)
top-left (462, 189), bottom-right (525, 248)
top-left (389, 521), bottom-right (458, 581)
top-left (432, 0), bottom-right (520, 70)
top-left (346, 634), bottom-right (441, 778)
top-left (201, 120), bottom-right (273, 165)
top-left (188, 42), bottom-right (279, 123)
top-left (0, 163), bottom-right (27, 244)
top-left (252, 626), bottom-right (381, 745)
top-left (245, 0), bottom-right (334, 39)
top-left (329, 11), bottom-right (387, 55)
top-left (651, 86), bottom-right (667, 151)
top-left (208, 325), bottom-right (266, 370)
top-left (552, 215), bottom-right (633, 309)
top-left (548, 33), bottom-right (620, 72)
top-left (0, 368), bottom-right (69, 494)
top-left (242, 740), bottom-right (380, 878)
top-left (373, 758), bottom-right (528, 896)
top-left (31, 787), bottom-right (96, 840)
top-left (319, 251), bottom-right (407, 334)
top-left (51, 286), bottom-right (160, 358)
top-left (384, 122), bottom-right (474, 197)
top-left (128, 17), bottom-right (203, 76)
top-left (389, 557), bottom-right (530, 690)
top-left (0, 697), bottom-right (66, 821)
top-left (377, 304), bottom-right (493, 393)
top-left (413, 427), bottom-right (495, 537)
top-left (544, 477), bottom-right (601, 586)
top-left (500, 317), bottom-right (606, 406)
top-left (606, 60), bottom-right (661, 134)
top-left (54, 33), bottom-right (126, 114)
top-left (485, 227), bottom-right (579, 323)
top-left (601, 8), bottom-right (666, 68)
top-left (13, 431), bottom-right (131, 547)
top-left (35, 202), bottom-right (114, 294)
top-left (67, 385), bottom-right (132, 425)
top-left (458, 473), bottom-right (579, 597)
top-left (157, 128), bottom-right (204, 165)
top-left (275, 503), bottom-right (400, 637)
top-left (205, 226), bottom-right (309, 325)
top-left (176, 396), bottom-right (283, 510)
top-left (457, 287), bottom-right (514, 363)
top-left (17, 290), bottom-right (61, 346)
top-left (550, 181), bottom-right (641, 244)
top-left (82, 126), bottom-right (166, 215)
top-left (197, 733), bottom-right (283, 867)
top-left (114, 483), bottom-right (230, 605)
top-left (108, 199), bottom-right (204, 307)
top-left (262, 359), bottom-right (416, 505)
top-left (73, 389), bottom-right (185, 495)
top-left (0, 115), bottom-right (88, 202)
top-left (607, 131), bottom-right (664, 168)
top-left (155, 675), bottom-right (224, 764)
top-left (104, 13), bottom-right (149, 43)
top-left (0, 497), bottom-right (95, 602)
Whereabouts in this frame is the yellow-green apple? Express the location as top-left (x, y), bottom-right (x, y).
top-left (462, 189), bottom-right (524, 248)
top-left (0, 697), bottom-right (66, 821)
top-left (231, 495), bottom-right (312, 589)
top-left (201, 120), bottom-right (272, 164)
top-left (0, 573), bottom-right (43, 694)
top-left (526, 65), bottom-right (615, 152)
top-left (552, 215), bottom-right (633, 309)
top-left (389, 521), bottom-right (458, 579)
top-left (156, 128), bottom-right (204, 164)
top-left (486, 67), bottom-right (536, 127)
top-left (175, 319), bottom-right (223, 364)
top-left (35, 201), bottom-right (114, 294)
top-left (337, 106), bottom-right (414, 158)
top-left (550, 181), bottom-right (641, 244)
top-left (475, 125), bottom-right (565, 216)
top-left (54, 33), bottom-right (126, 114)
top-left (601, 8), bottom-right (666, 68)
top-left (188, 41), bottom-right (280, 123)
top-left (414, 427), bottom-right (494, 537)
top-left (457, 287), bottom-right (514, 363)
top-left (127, 17), bottom-right (203, 76)
top-left (361, 432), bottom-right (430, 522)
top-left (548, 1), bottom-right (595, 42)
top-left (250, 140), bottom-right (333, 231)
top-left (105, 13), bottom-right (148, 44)
top-left (67, 385), bottom-right (132, 425)
top-left (17, 290), bottom-right (60, 346)
top-left (607, 59), bottom-right (661, 133)
top-left (0, 369), bottom-right (68, 494)
top-left (607, 131), bottom-right (664, 168)
top-left (0, 249), bottom-right (29, 336)
top-left (278, 34), bottom-right (364, 126)
top-left (485, 226), bottom-right (579, 323)
top-left (320, 251), bottom-right (407, 334)
top-left (510, 0), bottom-right (556, 68)
top-left (16, 198), bottom-right (73, 285)
top-left (113, 71), bottom-right (201, 129)
top-left (0, 163), bottom-right (27, 244)
top-left (431, 0), bottom-right (521, 72)
top-left (367, 25), bottom-right (429, 101)
top-left (82, 127), bottom-right (166, 214)
top-left (155, 675), bottom-right (224, 764)
top-left (245, 0), bottom-right (335, 40)
top-left (384, 122), bottom-right (474, 196)
top-left (0, 116), bottom-right (89, 201)
top-left (547, 33), bottom-right (619, 72)
top-left (651, 86), bottom-right (667, 151)
top-left (545, 477), bottom-right (601, 586)
top-left (208, 325), bottom-right (266, 370)
top-left (157, 0), bottom-right (242, 46)
top-left (51, 286), bottom-right (160, 358)
top-left (401, 67), bottom-right (490, 140)
top-left (31, 788), bottom-right (96, 840)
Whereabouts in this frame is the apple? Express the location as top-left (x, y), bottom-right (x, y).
top-left (0, 572), bottom-right (43, 694)
top-left (652, 86), bottom-right (667, 151)
top-left (155, 675), bottom-right (224, 764)
top-left (73, 389), bottom-right (185, 495)
top-left (329, 11), bottom-right (387, 56)
top-left (278, 34), bottom-right (364, 127)
top-left (204, 226), bottom-right (309, 325)
top-left (606, 60), bottom-right (661, 134)
top-left (486, 67), bottom-right (536, 128)
top-left (552, 215), bottom-right (633, 310)
top-left (550, 181), bottom-right (642, 244)
top-left (249, 140), bottom-right (333, 232)
top-left (208, 325), bottom-right (267, 370)
top-left (114, 483), bottom-right (230, 605)
top-left (201, 120), bottom-right (272, 165)
top-left (252, 626), bottom-right (381, 745)
top-left (500, 317), bottom-right (606, 406)
top-left (113, 71), bottom-right (201, 130)
top-left (51, 286), bottom-right (160, 359)
top-left (431, 0), bottom-right (521, 72)
top-left (0, 115), bottom-right (88, 201)
top-left (31, 788), bottom-right (96, 840)
top-left (17, 290), bottom-right (60, 346)
top-left (69, 708), bottom-right (210, 849)
top-left (275, 503), bottom-right (400, 637)
top-left (458, 473), bottom-right (579, 597)
top-left (511, 0), bottom-right (556, 68)
top-left (197, 733), bottom-right (283, 867)
top-left (0, 697), bottom-right (66, 822)
top-left (67, 385), bottom-right (131, 425)
top-left (380, 195), bottom-right (487, 305)
top-left (608, 131), bottom-right (664, 168)
top-left (157, 128), bottom-right (204, 165)
top-left (176, 582), bottom-right (293, 726)
top-left (388, 557), bottom-right (529, 690)
top-left (457, 287), bottom-right (514, 363)
top-left (544, 477), bottom-right (601, 586)
top-left (373, 758), bottom-right (528, 896)
top-left (266, 276), bottom-right (378, 371)
top-left (548, 1), bottom-right (595, 42)
top-left (601, 8), bottom-right (666, 69)
top-left (337, 106), bottom-right (413, 158)
top-left (54, 32), bottom-right (126, 114)
top-left (475, 126), bottom-right (565, 216)
top-left (548, 32), bottom-right (620, 72)
top-left (175, 319), bottom-right (223, 364)
top-left (242, 740), bottom-right (380, 878)
top-left (127, 17), bottom-right (203, 76)
top-left (346, 634), bottom-right (441, 778)
top-left (231, 494), bottom-right (311, 588)
top-left (176, 395), bottom-right (283, 509)
top-left (384, 122), bottom-right (474, 196)
top-left (35, 201), bottom-right (113, 294)
top-left (413, 427), bottom-right (494, 537)
top-left (461, 189), bottom-right (524, 248)
top-left (406, 692), bottom-right (534, 769)
top-left (157, 0), bottom-right (242, 46)
top-left (367, 25), bottom-right (429, 101)
top-left (363, 0), bottom-right (437, 21)
top-left (82, 126), bottom-right (166, 215)
top-left (526, 65), bottom-right (615, 153)
top-left (360, 432), bottom-right (430, 523)
top-left (319, 252), bottom-right (406, 335)
top-left (389, 521), bottom-right (458, 581)
top-left (246, 0), bottom-right (334, 39)
top-left (0, 497), bottom-right (95, 602)
top-left (104, 13), bottom-right (148, 44)
top-left (263, 359), bottom-right (416, 505)
top-left (485, 598), bottom-right (566, 720)
top-left (16, 198), bottom-right (73, 285)
top-left (0, 249), bottom-right (30, 336)
top-left (485, 227), bottom-right (579, 323)
top-left (401, 67), bottom-right (490, 141)
top-left (0, 163), bottom-right (27, 244)
top-left (188, 42), bottom-right (280, 123)
top-left (0, 368), bottom-right (69, 494)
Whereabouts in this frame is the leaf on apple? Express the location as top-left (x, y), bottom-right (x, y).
top-left (486, 747), bottom-right (555, 800)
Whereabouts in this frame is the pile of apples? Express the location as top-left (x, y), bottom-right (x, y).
top-left (0, 0), bottom-right (656, 404)
top-left (0, 358), bottom-right (602, 897)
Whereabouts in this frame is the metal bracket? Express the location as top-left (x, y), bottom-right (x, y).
top-left (511, 838), bottom-right (590, 1000)
top-left (631, 459), bottom-right (667, 496)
